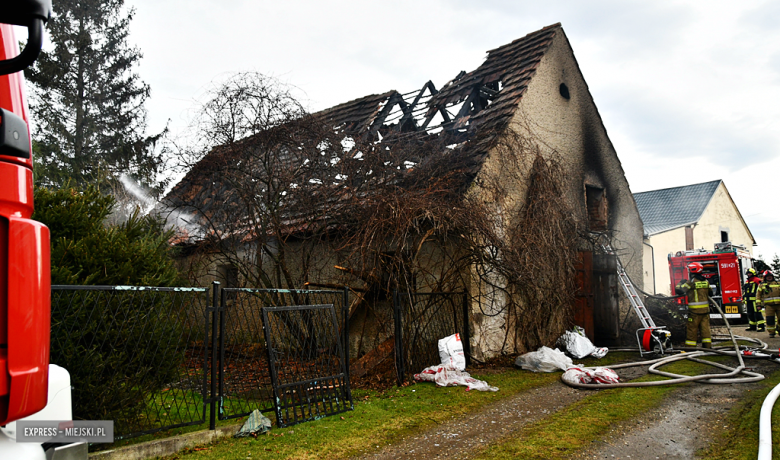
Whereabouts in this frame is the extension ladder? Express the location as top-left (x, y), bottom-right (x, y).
top-left (601, 242), bottom-right (672, 356)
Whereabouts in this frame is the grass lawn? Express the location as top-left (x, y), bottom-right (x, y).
top-left (162, 365), bottom-right (563, 459)
top-left (701, 363), bottom-right (780, 459)
top-left (153, 351), bottom-right (780, 459)
top-left (159, 352), bottom-right (643, 459)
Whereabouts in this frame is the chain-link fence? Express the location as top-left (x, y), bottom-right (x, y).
top-left (51, 285), bottom-right (470, 438)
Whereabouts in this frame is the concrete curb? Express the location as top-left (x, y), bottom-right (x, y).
top-left (88, 424), bottom-right (242, 460)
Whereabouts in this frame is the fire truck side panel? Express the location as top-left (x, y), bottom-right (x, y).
top-left (718, 256), bottom-right (742, 305)
top-left (0, 24), bottom-right (50, 425)
top-left (0, 24), bottom-right (32, 170)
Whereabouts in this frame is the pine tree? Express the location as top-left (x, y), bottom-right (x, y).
top-left (25, 0), bottom-right (164, 191)
top-left (771, 254), bottom-right (780, 276)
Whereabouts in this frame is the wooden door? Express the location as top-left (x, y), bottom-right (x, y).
top-left (574, 251), bottom-right (595, 340)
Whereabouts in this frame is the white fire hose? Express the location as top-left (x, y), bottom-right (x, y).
top-left (758, 381), bottom-right (780, 460)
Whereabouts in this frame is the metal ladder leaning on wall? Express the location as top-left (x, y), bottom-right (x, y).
top-left (601, 241), bottom-right (672, 356)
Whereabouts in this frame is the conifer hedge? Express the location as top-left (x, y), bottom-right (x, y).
top-left (34, 186), bottom-right (187, 431)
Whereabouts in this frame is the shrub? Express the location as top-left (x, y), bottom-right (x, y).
top-left (34, 186), bottom-right (187, 431)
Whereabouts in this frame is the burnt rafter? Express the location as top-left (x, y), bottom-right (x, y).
top-left (367, 91), bottom-right (406, 137)
top-left (398, 80), bottom-right (441, 131)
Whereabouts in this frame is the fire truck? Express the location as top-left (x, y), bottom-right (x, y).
top-left (668, 242), bottom-right (754, 321)
top-left (0, 1), bottom-right (86, 459)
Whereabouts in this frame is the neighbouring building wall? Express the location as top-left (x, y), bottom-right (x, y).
top-left (642, 239), bottom-right (656, 294)
top-left (646, 226), bottom-right (687, 295)
top-left (644, 183), bottom-right (755, 295)
top-left (693, 183), bottom-right (754, 258)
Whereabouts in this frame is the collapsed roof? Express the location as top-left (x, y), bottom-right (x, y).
top-left (164, 23), bottom-right (564, 238)
top-left (316, 23), bottom-right (560, 150)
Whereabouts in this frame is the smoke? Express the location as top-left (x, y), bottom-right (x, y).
top-left (118, 174), bottom-right (204, 240)
top-left (119, 174), bottom-right (156, 211)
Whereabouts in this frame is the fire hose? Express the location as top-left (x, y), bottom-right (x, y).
top-left (561, 295), bottom-right (780, 458)
top-left (562, 297), bottom-right (770, 390)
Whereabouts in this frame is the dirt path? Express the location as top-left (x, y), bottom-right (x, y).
top-left (352, 328), bottom-right (780, 460)
top-left (352, 380), bottom-right (589, 460)
top-left (570, 380), bottom-right (748, 459)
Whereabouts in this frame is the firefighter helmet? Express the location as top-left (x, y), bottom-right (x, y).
top-left (747, 268), bottom-right (758, 276)
top-left (763, 270), bottom-right (775, 281)
top-left (688, 262), bottom-right (704, 274)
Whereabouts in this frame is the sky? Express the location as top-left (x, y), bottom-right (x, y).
top-left (41, 1), bottom-right (780, 258)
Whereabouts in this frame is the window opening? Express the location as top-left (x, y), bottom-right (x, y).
top-left (559, 83), bottom-right (570, 100)
top-left (585, 185), bottom-right (607, 231)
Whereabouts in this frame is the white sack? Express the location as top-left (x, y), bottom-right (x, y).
top-left (590, 347), bottom-right (609, 359)
top-left (438, 333), bottom-right (466, 371)
top-left (414, 364), bottom-right (498, 392)
top-left (561, 366), bottom-right (620, 385)
top-left (558, 326), bottom-right (597, 359)
top-left (514, 346), bottom-right (573, 373)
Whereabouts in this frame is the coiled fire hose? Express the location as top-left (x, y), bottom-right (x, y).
top-left (561, 295), bottom-right (780, 458)
top-left (562, 297), bottom-right (767, 390)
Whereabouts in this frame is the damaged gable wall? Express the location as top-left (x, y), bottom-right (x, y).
top-left (469, 27), bottom-right (644, 358)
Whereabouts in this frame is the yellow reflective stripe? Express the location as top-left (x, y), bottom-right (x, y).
top-left (765, 297), bottom-right (780, 301)
top-left (688, 301), bottom-right (708, 306)
top-left (702, 338), bottom-right (712, 343)
top-left (694, 281), bottom-right (709, 288)
top-left (685, 341), bottom-right (697, 346)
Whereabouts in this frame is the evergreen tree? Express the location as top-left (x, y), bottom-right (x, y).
top-left (754, 255), bottom-right (770, 273)
top-left (25, 0), bottom-right (164, 191)
top-left (771, 254), bottom-right (780, 276)
top-left (32, 185), bottom-right (181, 286)
top-left (33, 185), bottom-right (183, 428)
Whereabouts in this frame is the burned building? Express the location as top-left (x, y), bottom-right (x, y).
top-left (165, 23), bottom-right (644, 359)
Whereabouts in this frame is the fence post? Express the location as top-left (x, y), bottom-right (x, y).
top-left (342, 286), bottom-right (350, 378)
top-left (462, 291), bottom-right (471, 367)
top-left (393, 290), bottom-right (405, 385)
top-left (218, 285), bottom-right (227, 423)
top-left (209, 281), bottom-right (220, 430)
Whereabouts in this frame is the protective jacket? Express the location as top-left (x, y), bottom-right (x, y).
top-left (676, 275), bottom-right (712, 313)
top-left (758, 279), bottom-right (780, 307)
top-left (744, 275), bottom-right (761, 302)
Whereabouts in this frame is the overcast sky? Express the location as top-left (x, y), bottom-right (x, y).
top-left (105, 0), bottom-right (780, 258)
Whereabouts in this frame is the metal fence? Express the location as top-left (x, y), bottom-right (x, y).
top-left (215, 288), bottom-right (349, 422)
top-left (393, 291), bottom-right (470, 384)
top-left (50, 284), bottom-right (465, 439)
top-left (262, 304), bottom-right (352, 427)
top-left (50, 285), bottom-right (211, 439)
top-left (50, 284), bottom-right (350, 441)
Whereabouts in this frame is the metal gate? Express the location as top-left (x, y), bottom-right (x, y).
top-left (393, 291), bottom-right (470, 384)
top-left (261, 304), bottom-right (353, 427)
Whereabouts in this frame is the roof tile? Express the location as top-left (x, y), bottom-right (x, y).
top-left (633, 180), bottom-right (722, 236)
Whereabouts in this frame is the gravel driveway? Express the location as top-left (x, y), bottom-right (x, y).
top-left (352, 327), bottom-right (780, 460)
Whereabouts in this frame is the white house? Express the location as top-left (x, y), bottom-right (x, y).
top-left (634, 180), bottom-right (755, 295)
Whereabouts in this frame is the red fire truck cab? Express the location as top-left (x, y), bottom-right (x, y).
top-left (668, 242), bottom-right (754, 321)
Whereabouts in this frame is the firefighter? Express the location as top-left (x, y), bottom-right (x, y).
top-left (744, 268), bottom-right (765, 332)
top-left (675, 262), bottom-right (713, 348)
top-left (758, 270), bottom-right (780, 338)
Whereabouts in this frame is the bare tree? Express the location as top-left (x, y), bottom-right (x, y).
top-left (165, 73), bottom-right (584, 356)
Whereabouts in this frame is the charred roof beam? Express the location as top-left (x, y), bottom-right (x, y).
top-left (367, 92), bottom-right (407, 138)
top-left (397, 80), bottom-right (438, 132)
